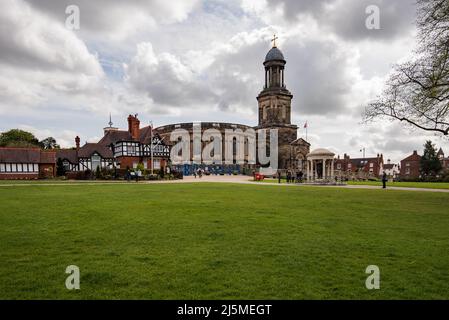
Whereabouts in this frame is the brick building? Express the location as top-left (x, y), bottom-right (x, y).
top-left (400, 150), bottom-right (422, 180)
top-left (334, 153), bottom-right (384, 179)
top-left (56, 114), bottom-right (170, 173)
top-left (0, 148), bottom-right (55, 180)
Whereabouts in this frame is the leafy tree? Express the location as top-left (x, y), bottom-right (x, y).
top-left (40, 137), bottom-right (60, 150)
top-left (136, 163), bottom-right (145, 172)
top-left (0, 129), bottom-right (40, 147)
top-left (420, 140), bottom-right (442, 177)
top-left (364, 0), bottom-right (449, 136)
top-left (56, 158), bottom-right (66, 177)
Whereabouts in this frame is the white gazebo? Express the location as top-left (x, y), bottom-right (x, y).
top-left (306, 148), bottom-right (336, 182)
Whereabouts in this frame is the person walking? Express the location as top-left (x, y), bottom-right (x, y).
top-left (382, 171), bottom-right (388, 189)
top-left (277, 170), bottom-right (281, 184)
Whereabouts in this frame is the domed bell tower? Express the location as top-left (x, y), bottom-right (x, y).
top-left (256, 35), bottom-right (298, 169)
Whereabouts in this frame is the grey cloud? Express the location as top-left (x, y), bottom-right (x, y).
top-left (24, 0), bottom-right (199, 35)
top-left (284, 39), bottom-right (355, 116)
top-left (266, 0), bottom-right (333, 21)
top-left (325, 0), bottom-right (416, 41)
top-left (265, 0), bottom-right (416, 41)
top-left (0, 0), bottom-right (101, 74)
top-left (126, 34), bottom-right (358, 117)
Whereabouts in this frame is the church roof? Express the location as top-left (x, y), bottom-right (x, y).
top-left (290, 138), bottom-right (310, 146)
top-left (265, 47), bottom-right (285, 62)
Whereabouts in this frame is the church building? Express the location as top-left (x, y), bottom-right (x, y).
top-left (155, 37), bottom-right (310, 175)
top-left (56, 37), bottom-right (309, 176)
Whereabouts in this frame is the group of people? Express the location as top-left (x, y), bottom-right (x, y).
top-left (193, 168), bottom-right (204, 178)
top-left (277, 170), bottom-right (304, 184)
top-left (125, 169), bottom-right (142, 182)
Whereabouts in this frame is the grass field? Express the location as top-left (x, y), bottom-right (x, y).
top-left (259, 178), bottom-right (449, 189)
top-left (346, 180), bottom-right (449, 189)
top-left (1, 182), bottom-right (449, 299)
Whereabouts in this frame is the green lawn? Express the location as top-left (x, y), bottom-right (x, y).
top-left (257, 178), bottom-right (449, 190)
top-left (1, 183), bottom-right (449, 299)
top-left (346, 180), bottom-right (449, 189)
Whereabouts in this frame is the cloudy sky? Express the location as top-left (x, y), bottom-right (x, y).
top-left (0, 0), bottom-right (446, 162)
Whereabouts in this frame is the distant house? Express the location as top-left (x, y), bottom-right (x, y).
top-left (0, 148), bottom-right (55, 180)
top-left (400, 150), bottom-right (421, 180)
top-left (383, 159), bottom-right (400, 180)
top-left (56, 114), bottom-right (170, 173)
top-left (334, 153), bottom-right (384, 179)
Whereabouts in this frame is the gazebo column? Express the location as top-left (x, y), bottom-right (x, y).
top-left (331, 159), bottom-right (334, 180)
top-left (306, 160), bottom-right (309, 181)
top-left (311, 160), bottom-right (314, 181)
top-left (310, 160), bottom-right (313, 181)
top-left (313, 160), bottom-right (316, 181)
top-left (323, 159), bottom-right (326, 179)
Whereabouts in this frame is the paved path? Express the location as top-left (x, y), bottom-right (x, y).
top-left (1, 175), bottom-right (449, 193)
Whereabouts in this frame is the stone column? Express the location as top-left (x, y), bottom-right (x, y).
top-left (322, 159), bottom-right (325, 179)
top-left (313, 160), bottom-right (316, 181)
top-left (331, 158), bottom-right (334, 180)
top-left (265, 69), bottom-right (268, 88)
top-left (282, 68), bottom-right (284, 87)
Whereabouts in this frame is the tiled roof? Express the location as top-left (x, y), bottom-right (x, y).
top-left (97, 127), bottom-right (153, 145)
top-left (0, 148), bottom-right (40, 163)
top-left (40, 151), bottom-right (56, 164)
top-left (349, 158), bottom-right (378, 167)
top-left (78, 143), bottom-right (113, 158)
top-left (139, 126), bottom-right (153, 144)
top-left (402, 153), bottom-right (421, 162)
top-left (98, 130), bottom-right (132, 146)
top-left (56, 149), bottom-right (78, 163)
top-left (0, 147), bottom-right (55, 164)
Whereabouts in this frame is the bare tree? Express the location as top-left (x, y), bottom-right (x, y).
top-left (364, 0), bottom-right (449, 136)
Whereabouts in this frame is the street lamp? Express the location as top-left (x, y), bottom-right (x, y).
top-left (149, 120), bottom-right (154, 175)
top-left (360, 147), bottom-right (365, 159)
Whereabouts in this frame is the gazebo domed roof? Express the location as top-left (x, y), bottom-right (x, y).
top-left (307, 148), bottom-right (335, 157)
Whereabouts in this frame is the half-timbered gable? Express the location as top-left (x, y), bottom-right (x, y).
top-left (57, 115), bottom-right (171, 173)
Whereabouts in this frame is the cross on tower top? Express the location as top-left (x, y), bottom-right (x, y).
top-left (271, 34), bottom-right (278, 48)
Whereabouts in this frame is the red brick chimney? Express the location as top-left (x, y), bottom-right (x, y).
top-left (128, 114), bottom-right (140, 141)
top-left (75, 136), bottom-right (80, 151)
